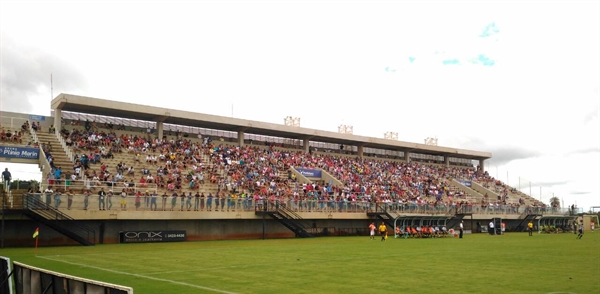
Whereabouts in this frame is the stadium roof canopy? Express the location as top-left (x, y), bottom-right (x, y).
top-left (51, 94), bottom-right (491, 161)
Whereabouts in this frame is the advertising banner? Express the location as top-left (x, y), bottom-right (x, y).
top-left (0, 146), bottom-right (40, 159)
top-left (458, 180), bottom-right (472, 187)
top-left (295, 168), bottom-right (322, 178)
top-left (29, 115), bottom-right (46, 121)
top-left (119, 230), bottom-right (186, 243)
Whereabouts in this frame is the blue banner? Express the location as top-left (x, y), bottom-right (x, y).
top-left (296, 168), bottom-right (322, 178)
top-left (29, 115), bottom-right (45, 121)
top-left (458, 180), bottom-right (472, 187)
top-left (0, 146), bottom-right (40, 159)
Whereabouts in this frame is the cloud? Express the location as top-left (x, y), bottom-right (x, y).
top-left (485, 146), bottom-right (543, 165)
top-left (448, 137), bottom-right (544, 165)
top-left (569, 191), bottom-right (591, 195)
top-left (480, 22), bottom-right (499, 38)
top-left (534, 180), bottom-right (570, 187)
top-left (442, 59), bottom-right (459, 65)
top-left (583, 106), bottom-right (599, 124)
top-left (0, 35), bottom-right (88, 114)
top-left (568, 147), bottom-right (600, 156)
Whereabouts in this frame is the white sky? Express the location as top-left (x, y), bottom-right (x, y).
top-left (1, 0), bottom-right (599, 209)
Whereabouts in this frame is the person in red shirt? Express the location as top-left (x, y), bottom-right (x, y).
top-left (369, 222), bottom-right (376, 240)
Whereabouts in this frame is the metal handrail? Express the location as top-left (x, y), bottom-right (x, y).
top-left (23, 194), bottom-right (95, 244)
top-left (54, 130), bottom-right (74, 162)
top-left (29, 128), bottom-right (53, 190)
top-left (45, 179), bottom-right (159, 193)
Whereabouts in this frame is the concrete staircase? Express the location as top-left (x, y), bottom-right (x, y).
top-left (34, 131), bottom-right (73, 182)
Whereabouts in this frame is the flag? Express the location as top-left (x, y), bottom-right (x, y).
top-left (33, 227), bottom-right (39, 238)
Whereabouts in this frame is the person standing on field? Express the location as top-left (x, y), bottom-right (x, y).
top-left (459, 221), bottom-right (464, 238)
top-left (378, 222), bottom-right (387, 241)
top-left (369, 222), bottom-right (376, 240)
top-left (528, 221), bottom-right (534, 236)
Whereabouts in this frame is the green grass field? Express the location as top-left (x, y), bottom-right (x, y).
top-left (2, 232), bottom-right (599, 294)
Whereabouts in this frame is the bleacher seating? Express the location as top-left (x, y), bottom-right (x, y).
top-left (26, 117), bottom-right (549, 214)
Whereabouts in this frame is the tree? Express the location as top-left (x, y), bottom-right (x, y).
top-left (29, 180), bottom-right (40, 191)
top-left (549, 196), bottom-right (560, 208)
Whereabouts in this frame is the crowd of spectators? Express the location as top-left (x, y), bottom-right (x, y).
top-left (27, 119), bottom-right (546, 213)
top-left (0, 120), bottom-right (40, 145)
top-left (56, 123), bottom-right (214, 195)
top-left (205, 144), bottom-right (487, 214)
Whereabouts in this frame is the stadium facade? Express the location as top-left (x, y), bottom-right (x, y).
top-left (0, 94), bottom-right (578, 247)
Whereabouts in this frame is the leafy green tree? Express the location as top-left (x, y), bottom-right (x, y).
top-left (549, 196), bottom-right (560, 207)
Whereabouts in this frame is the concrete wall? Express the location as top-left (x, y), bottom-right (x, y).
top-left (320, 169), bottom-right (344, 187)
top-left (471, 181), bottom-right (500, 199)
top-left (0, 218), bottom-right (370, 247)
top-left (1, 208), bottom-right (549, 247)
top-left (0, 111), bottom-right (53, 129)
top-left (450, 179), bottom-right (484, 199)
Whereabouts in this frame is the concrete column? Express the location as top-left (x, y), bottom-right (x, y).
top-left (479, 159), bottom-right (485, 171)
top-left (303, 138), bottom-right (310, 153)
top-left (53, 108), bottom-right (62, 134)
top-left (404, 151), bottom-right (410, 163)
top-left (444, 156), bottom-right (450, 166)
top-left (238, 131), bottom-right (245, 146)
top-left (156, 121), bottom-right (164, 139)
top-left (358, 145), bottom-right (364, 157)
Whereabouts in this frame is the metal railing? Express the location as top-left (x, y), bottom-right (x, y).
top-left (0, 115), bottom-right (31, 129)
top-left (29, 128), bottom-right (53, 191)
top-left (22, 193), bottom-right (95, 245)
top-left (16, 190), bottom-right (576, 218)
top-left (44, 179), bottom-right (159, 194)
top-left (54, 130), bottom-right (74, 162)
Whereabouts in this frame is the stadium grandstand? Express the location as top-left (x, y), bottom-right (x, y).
top-left (0, 93), bottom-right (581, 247)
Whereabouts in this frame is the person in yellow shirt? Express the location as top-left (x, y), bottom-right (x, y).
top-left (527, 221), bottom-right (533, 236)
top-left (378, 223), bottom-right (387, 241)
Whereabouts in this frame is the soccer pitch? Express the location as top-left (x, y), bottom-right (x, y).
top-left (2, 232), bottom-right (599, 294)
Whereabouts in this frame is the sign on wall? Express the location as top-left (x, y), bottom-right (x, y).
top-left (458, 180), bottom-right (472, 187)
top-left (0, 146), bottom-right (40, 159)
top-left (295, 168), bottom-right (322, 178)
top-left (28, 115), bottom-right (46, 121)
top-left (119, 230), bottom-right (186, 243)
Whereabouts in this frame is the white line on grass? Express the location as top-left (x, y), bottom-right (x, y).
top-left (38, 256), bottom-right (239, 294)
